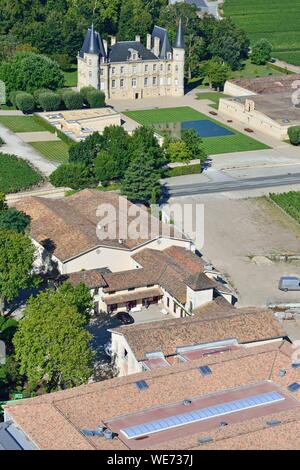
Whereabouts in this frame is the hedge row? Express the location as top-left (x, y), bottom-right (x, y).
top-left (8, 87), bottom-right (106, 113)
top-left (162, 163), bottom-right (201, 178)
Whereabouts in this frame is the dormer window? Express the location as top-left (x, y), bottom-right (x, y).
top-left (128, 48), bottom-right (139, 61)
top-left (132, 53), bottom-right (137, 60)
top-left (167, 52), bottom-right (172, 60)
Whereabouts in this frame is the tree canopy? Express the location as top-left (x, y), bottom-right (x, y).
top-left (0, 230), bottom-right (35, 315)
top-left (13, 283), bottom-right (93, 392)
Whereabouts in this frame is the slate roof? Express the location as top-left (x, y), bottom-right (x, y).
top-left (110, 308), bottom-right (286, 361)
top-left (108, 41), bottom-right (157, 62)
top-left (79, 25), bottom-right (106, 59)
top-left (5, 341), bottom-right (300, 450)
top-left (174, 18), bottom-right (185, 49)
top-left (151, 26), bottom-right (173, 59)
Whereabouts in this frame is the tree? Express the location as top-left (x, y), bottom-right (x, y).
top-left (58, 282), bottom-right (93, 324)
top-left (69, 132), bottom-right (105, 166)
top-left (130, 126), bottom-right (166, 171)
top-left (166, 140), bottom-right (190, 163)
top-left (0, 52), bottom-right (64, 94)
top-left (80, 86), bottom-right (96, 104)
top-left (288, 126), bottom-right (300, 146)
top-left (13, 285), bottom-right (93, 392)
top-left (251, 39), bottom-right (272, 65)
top-left (0, 208), bottom-right (30, 233)
top-left (118, 0), bottom-right (152, 41)
top-left (202, 59), bottom-right (230, 90)
top-left (15, 92), bottom-right (35, 113)
top-left (0, 193), bottom-right (7, 212)
top-left (181, 129), bottom-right (207, 163)
top-left (94, 150), bottom-right (120, 183)
top-left (121, 153), bottom-right (161, 204)
top-left (0, 230), bottom-right (35, 316)
top-left (49, 163), bottom-right (95, 190)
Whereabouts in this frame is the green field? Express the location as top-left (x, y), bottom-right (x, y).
top-left (0, 153), bottom-right (42, 193)
top-left (270, 192), bottom-right (300, 224)
top-left (124, 107), bottom-right (269, 155)
top-left (223, 0), bottom-right (300, 66)
top-left (196, 92), bottom-right (230, 109)
top-left (64, 66), bottom-right (78, 87)
top-left (0, 116), bottom-right (46, 133)
top-left (29, 141), bottom-right (70, 163)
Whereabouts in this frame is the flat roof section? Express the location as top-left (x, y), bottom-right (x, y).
top-left (106, 382), bottom-right (299, 450)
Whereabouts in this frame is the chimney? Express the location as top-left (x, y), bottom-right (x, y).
top-left (153, 36), bottom-right (160, 57)
top-left (147, 33), bottom-right (152, 50)
top-left (103, 39), bottom-right (108, 55)
top-left (135, 35), bottom-right (141, 42)
top-left (111, 36), bottom-right (116, 46)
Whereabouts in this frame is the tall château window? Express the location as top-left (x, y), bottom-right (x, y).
top-left (144, 77), bottom-right (148, 87)
top-left (120, 79), bottom-right (124, 88)
top-left (120, 66), bottom-right (124, 74)
top-left (112, 79), bottom-right (116, 88)
top-left (132, 78), bottom-right (137, 88)
top-left (168, 64), bottom-right (171, 71)
top-left (153, 64), bottom-right (157, 71)
top-left (145, 64), bottom-right (149, 72)
top-left (153, 77), bottom-right (157, 85)
top-left (112, 67), bottom-right (116, 75)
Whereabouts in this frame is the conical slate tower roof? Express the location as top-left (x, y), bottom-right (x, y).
top-left (79, 25), bottom-right (107, 59)
top-left (174, 18), bottom-right (185, 49)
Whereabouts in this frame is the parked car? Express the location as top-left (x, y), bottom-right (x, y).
top-left (278, 276), bottom-right (300, 291)
top-left (116, 311), bottom-right (135, 324)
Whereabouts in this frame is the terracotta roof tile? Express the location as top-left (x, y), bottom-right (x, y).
top-left (5, 341), bottom-right (300, 450)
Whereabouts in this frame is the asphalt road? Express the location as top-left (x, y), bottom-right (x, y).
top-left (167, 172), bottom-right (300, 197)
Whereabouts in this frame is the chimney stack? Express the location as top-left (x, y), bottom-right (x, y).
top-left (153, 36), bottom-right (160, 57)
top-left (147, 33), bottom-right (152, 50)
top-left (135, 35), bottom-right (141, 42)
top-left (103, 39), bottom-right (108, 55)
top-left (110, 36), bottom-right (116, 46)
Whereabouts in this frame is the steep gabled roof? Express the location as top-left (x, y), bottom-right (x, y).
top-left (174, 18), bottom-right (185, 49)
top-left (151, 25), bottom-right (173, 59)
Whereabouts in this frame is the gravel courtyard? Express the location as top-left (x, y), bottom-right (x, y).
top-left (170, 194), bottom-right (300, 307)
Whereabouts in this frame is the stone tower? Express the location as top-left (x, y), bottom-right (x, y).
top-left (172, 18), bottom-right (185, 97)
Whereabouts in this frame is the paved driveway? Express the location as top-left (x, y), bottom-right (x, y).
top-left (0, 123), bottom-right (58, 176)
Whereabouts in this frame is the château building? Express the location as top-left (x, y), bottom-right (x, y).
top-left (77, 20), bottom-right (185, 100)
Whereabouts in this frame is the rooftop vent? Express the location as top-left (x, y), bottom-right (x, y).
top-left (288, 382), bottom-right (300, 392)
top-left (279, 369), bottom-right (286, 377)
top-left (183, 399), bottom-right (192, 406)
top-left (199, 365), bottom-right (212, 376)
top-left (219, 421), bottom-right (228, 427)
top-left (135, 380), bottom-right (149, 391)
top-left (266, 419), bottom-right (282, 427)
top-left (104, 428), bottom-right (114, 440)
top-left (198, 437), bottom-right (213, 445)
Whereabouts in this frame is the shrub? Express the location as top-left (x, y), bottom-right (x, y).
top-left (15, 92), bottom-right (35, 113)
top-left (80, 86), bottom-right (95, 103)
top-left (38, 92), bottom-right (61, 111)
top-left (33, 88), bottom-right (50, 102)
top-left (49, 163), bottom-right (95, 190)
top-left (163, 164), bottom-right (201, 178)
top-left (62, 91), bottom-right (84, 110)
top-left (9, 91), bottom-right (20, 107)
top-left (86, 90), bottom-right (106, 108)
top-left (288, 126), bottom-right (300, 145)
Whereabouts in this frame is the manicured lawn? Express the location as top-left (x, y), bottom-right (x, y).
top-left (196, 92), bottom-right (230, 109)
top-left (269, 192), bottom-right (300, 224)
top-left (0, 116), bottom-right (46, 133)
top-left (124, 106), bottom-right (269, 155)
top-left (223, 0), bottom-right (300, 66)
top-left (0, 153), bottom-right (42, 193)
top-left (64, 66), bottom-right (78, 87)
top-left (229, 60), bottom-right (285, 80)
top-left (29, 141), bottom-right (70, 163)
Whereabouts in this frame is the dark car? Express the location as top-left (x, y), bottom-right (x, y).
top-left (116, 311), bottom-right (135, 325)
